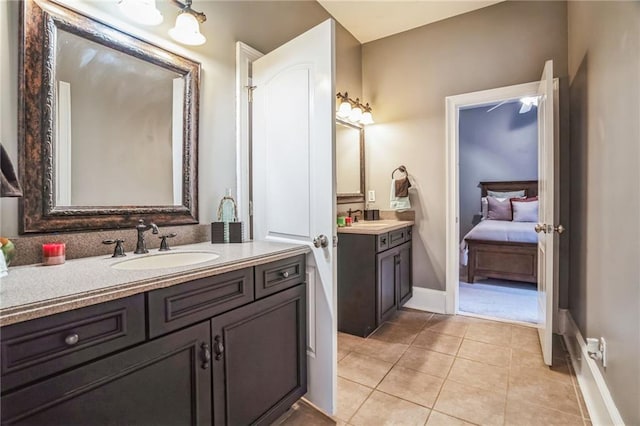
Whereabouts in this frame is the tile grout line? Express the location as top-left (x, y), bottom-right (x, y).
top-left (341, 312), bottom-right (435, 424)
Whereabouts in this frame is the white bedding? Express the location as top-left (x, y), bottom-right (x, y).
top-left (460, 220), bottom-right (538, 265)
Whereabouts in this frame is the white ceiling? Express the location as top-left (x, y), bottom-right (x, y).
top-left (317, 0), bottom-right (504, 44)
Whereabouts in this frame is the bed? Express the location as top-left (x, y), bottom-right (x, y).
top-left (461, 180), bottom-right (538, 284)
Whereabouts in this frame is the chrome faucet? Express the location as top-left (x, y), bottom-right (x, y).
top-left (134, 219), bottom-right (159, 254)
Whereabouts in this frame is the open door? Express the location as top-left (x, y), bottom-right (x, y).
top-left (535, 60), bottom-right (561, 365)
top-left (252, 20), bottom-right (336, 414)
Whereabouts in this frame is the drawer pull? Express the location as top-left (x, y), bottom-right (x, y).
top-left (200, 343), bottom-right (211, 369)
top-left (213, 335), bottom-right (224, 361)
top-left (381, 237), bottom-right (387, 244)
top-left (281, 271), bottom-right (290, 279)
top-left (64, 333), bottom-right (79, 346)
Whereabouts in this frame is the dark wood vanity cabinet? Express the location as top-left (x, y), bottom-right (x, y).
top-left (0, 255), bottom-right (307, 426)
top-left (338, 227), bottom-right (413, 337)
top-left (1, 321), bottom-right (212, 425)
top-left (212, 285), bottom-right (307, 425)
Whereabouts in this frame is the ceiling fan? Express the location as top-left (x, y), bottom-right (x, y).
top-left (486, 96), bottom-right (539, 114)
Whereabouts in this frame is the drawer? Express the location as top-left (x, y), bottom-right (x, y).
top-left (376, 233), bottom-right (389, 252)
top-left (389, 228), bottom-right (408, 248)
top-left (255, 255), bottom-right (306, 299)
top-left (1, 294), bottom-right (145, 392)
top-left (147, 268), bottom-right (254, 338)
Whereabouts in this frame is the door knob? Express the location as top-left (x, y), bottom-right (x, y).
top-left (535, 224), bottom-right (565, 234)
top-left (313, 234), bottom-right (329, 248)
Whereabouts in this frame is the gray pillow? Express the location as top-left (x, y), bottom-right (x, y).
top-left (487, 196), bottom-right (513, 220)
top-left (487, 189), bottom-right (526, 198)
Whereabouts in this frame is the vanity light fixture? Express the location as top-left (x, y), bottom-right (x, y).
top-left (336, 92), bottom-right (374, 125)
top-left (337, 92), bottom-right (352, 118)
top-left (118, 0), bottom-right (163, 26)
top-left (118, 0), bottom-right (207, 46)
top-left (169, 0), bottom-right (207, 46)
top-left (360, 103), bottom-right (374, 125)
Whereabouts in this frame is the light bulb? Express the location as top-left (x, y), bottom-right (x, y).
top-left (337, 100), bottom-right (352, 118)
top-left (349, 105), bottom-right (362, 122)
top-left (118, 0), bottom-right (163, 26)
top-left (169, 12), bottom-right (206, 46)
top-left (360, 111), bottom-right (374, 125)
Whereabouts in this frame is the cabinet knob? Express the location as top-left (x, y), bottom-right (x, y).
top-left (200, 342), bottom-right (211, 369)
top-left (64, 333), bottom-right (79, 346)
top-left (213, 335), bottom-right (224, 361)
top-left (281, 271), bottom-right (290, 279)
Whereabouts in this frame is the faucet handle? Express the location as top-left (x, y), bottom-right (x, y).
top-left (158, 233), bottom-right (177, 251)
top-left (103, 239), bottom-right (126, 258)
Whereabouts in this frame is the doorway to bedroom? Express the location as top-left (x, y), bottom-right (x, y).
top-left (457, 98), bottom-right (539, 324)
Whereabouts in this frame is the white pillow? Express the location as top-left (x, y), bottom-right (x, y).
top-left (487, 189), bottom-right (526, 198)
top-left (512, 199), bottom-right (539, 222)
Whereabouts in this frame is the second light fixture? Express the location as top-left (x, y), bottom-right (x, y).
top-left (336, 92), bottom-right (374, 125)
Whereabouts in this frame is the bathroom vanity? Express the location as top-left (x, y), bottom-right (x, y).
top-left (337, 220), bottom-right (414, 337)
top-left (0, 242), bottom-right (308, 425)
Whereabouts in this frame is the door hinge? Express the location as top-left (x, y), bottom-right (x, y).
top-left (246, 85), bottom-right (256, 103)
top-left (249, 200), bottom-right (254, 217)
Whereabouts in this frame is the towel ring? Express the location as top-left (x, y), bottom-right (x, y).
top-left (391, 165), bottom-right (408, 179)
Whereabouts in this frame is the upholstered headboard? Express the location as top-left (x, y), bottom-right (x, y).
top-left (479, 180), bottom-right (538, 198)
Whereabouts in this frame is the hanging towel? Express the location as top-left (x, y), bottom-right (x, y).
top-left (390, 179), bottom-right (411, 211)
top-left (395, 177), bottom-right (411, 197)
top-left (0, 143), bottom-right (23, 198)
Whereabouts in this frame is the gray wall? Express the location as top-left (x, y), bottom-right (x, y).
top-left (567, 2), bottom-right (640, 424)
top-left (459, 101), bottom-right (538, 239)
top-left (0, 1), bottom-right (361, 236)
top-left (362, 1), bottom-right (569, 293)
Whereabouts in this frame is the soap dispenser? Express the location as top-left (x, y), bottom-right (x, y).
top-left (214, 189), bottom-right (239, 243)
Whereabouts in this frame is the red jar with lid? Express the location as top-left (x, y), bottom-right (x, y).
top-left (42, 243), bottom-right (65, 266)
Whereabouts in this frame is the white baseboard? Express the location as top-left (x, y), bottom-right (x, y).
top-left (404, 287), bottom-right (446, 314)
top-left (560, 309), bottom-right (625, 425)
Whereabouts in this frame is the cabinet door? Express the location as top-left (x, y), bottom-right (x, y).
top-left (212, 284), bottom-right (307, 426)
top-left (1, 322), bottom-right (212, 426)
top-left (398, 241), bottom-right (413, 307)
top-left (377, 247), bottom-right (399, 325)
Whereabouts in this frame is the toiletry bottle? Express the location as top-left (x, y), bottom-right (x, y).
top-left (217, 189), bottom-right (238, 243)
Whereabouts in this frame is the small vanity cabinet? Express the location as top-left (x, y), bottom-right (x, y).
top-left (338, 225), bottom-right (413, 337)
top-left (0, 254), bottom-right (307, 426)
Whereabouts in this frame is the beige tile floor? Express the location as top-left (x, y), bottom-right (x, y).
top-left (277, 309), bottom-right (591, 426)
top-left (335, 310), bottom-right (590, 426)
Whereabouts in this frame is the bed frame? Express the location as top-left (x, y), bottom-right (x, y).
top-left (465, 180), bottom-right (538, 284)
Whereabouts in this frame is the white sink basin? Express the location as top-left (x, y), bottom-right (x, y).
top-left (112, 251), bottom-right (220, 271)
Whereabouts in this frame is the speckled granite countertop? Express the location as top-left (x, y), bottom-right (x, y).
top-left (0, 241), bottom-right (310, 326)
top-left (337, 220), bottom-right (414, 235)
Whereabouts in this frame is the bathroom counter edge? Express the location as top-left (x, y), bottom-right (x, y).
top-left (0, 241), bottom-right (310, 326)
top-left (337, 220), bottom-right (414, 235)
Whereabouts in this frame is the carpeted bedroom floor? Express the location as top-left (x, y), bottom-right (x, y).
top-left (458, 278), bottom-right (538, 324)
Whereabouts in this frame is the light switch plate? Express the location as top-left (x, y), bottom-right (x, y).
top-left (367, 190), bottom-right (376, 202)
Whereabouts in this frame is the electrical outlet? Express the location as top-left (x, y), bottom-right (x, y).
top-left (367, 190), bottom-right (376, 202)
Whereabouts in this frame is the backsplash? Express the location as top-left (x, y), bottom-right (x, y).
top-left (7, 224), bottom-right (211, 267)
top-left (336, 209), bottom-right (415, 222)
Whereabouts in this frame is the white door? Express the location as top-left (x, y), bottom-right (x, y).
top-left (252, 20), bottom-right (336, 414)
top-left (536, 60), bottom-right (561, 366)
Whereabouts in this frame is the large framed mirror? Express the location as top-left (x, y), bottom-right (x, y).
top-left (336, 118), bottom-right (365, 204)
top-left (19, 0), bottom-right (200, 233)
